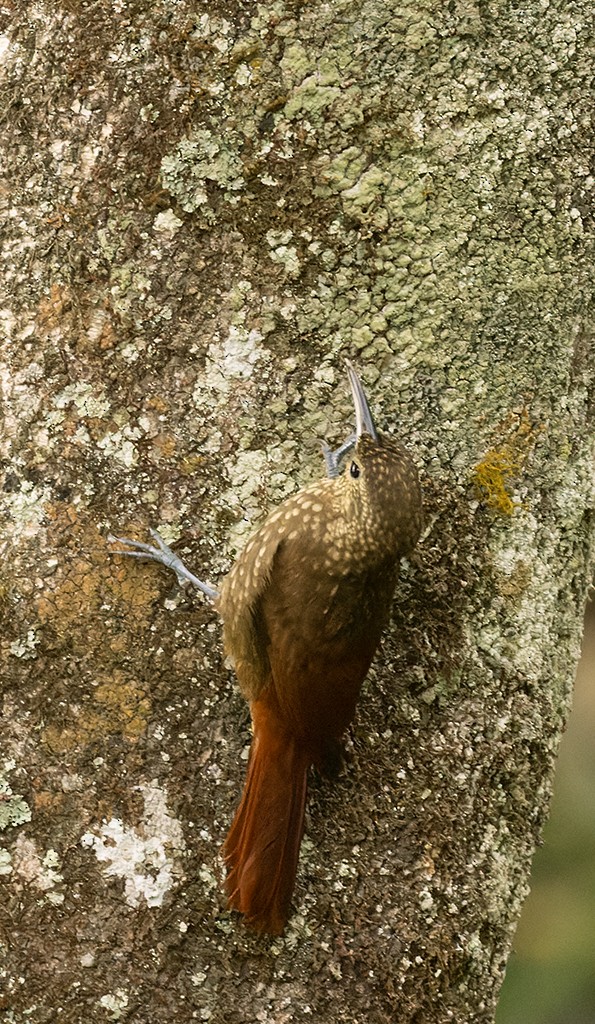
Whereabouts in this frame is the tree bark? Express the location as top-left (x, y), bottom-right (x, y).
top-left (1, 2), bottom-right (593, 1022)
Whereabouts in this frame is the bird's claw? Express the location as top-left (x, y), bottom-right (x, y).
top-left (322, 434), bottom-right (357, 479)
top-left (108, 529), bottom-right (219, 600)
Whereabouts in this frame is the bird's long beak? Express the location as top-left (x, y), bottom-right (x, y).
top-left (346, 361), bottom-right (378, 441)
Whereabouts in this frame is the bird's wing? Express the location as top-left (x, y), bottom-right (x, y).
top-left (217, 516), bottom-right (285, 701)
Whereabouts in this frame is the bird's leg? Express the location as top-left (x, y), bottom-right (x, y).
top-left (322, 433), bottom-right (356, 479)
top-left (108, 528), bottom-right (219, 600)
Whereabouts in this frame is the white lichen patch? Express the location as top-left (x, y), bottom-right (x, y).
top-left (418, 888), bottom-right (435, 912)
top-left (189, 324), bottom-right (271, 463)
top-left (96, 425), bottom-right (143, 468)
top-left (488, 510), bottom-right (562, 682)
top-left (469, 820), bottom-right (531, 924)
top-left (12, 837), bottom-right (65, 905)
top-left (81, 781), bottom-right (185, 908)
top-left (0, 32), bottom-right (13, 63)
top-left (221, 448), bottom-right (268, 512)
top-left (53, 381), bottom-right (111, 419)
top-left (160, 129), bottom-right (244, 214)
top-left (550, 446), bottom-right (595, 529)
top-left (3, 480), bottom-right (52, 542)
top-left (193, 12), bottom-right (232, 49)
top-left (9, 628), bottom-right (40, 660)
top-left (193, 325), bottom-right (268, 406)
top-left (268, 244), bottom-right (301, 278)
top-left (265, 228), bottom-right (294, 248)
top-left (98, 990), bottom-right (129, 1020)
top-left (152, 209), bottom-right (183, 235)
top-left (234, 62), bottom-right (252, 85)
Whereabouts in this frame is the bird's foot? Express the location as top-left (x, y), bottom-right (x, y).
top-left (322, 434), bottom-right (356, 478)
top-left (108, 528), bottom-right (219, 600)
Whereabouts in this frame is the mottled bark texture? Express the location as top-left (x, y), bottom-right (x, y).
top-left (1, 2), bottom-right (593, 1022)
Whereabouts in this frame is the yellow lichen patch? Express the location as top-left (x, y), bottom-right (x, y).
top-left (32, 503), bottom-right (159, 756)
top-left (151, 432), bottom-right (177, 460)
top-left (41, 674), bottom-right (151, 753)
top-left (107, 561), bottom-right (163, 610)
top-left (37, 503), bottom-right (160, 648)
top-left (472, 408), bottom-right (541, 515)
top-left (178, 453), bottom-right (207, 476)
top-left (32, 789), bottom-right (66, 812)
top-left (37, 282), bottom-right (73, 329)
top-left (41, 724), bottom-right (77, 755)
top-left (145, 396), bottom-right (169, 414)
top-left (109, 634), bottom-right (130, 655)
top-left (473, 449), bottom-right (521, 515)
top-left (95, 675), bottom-right (152, 740)
top-left (0, 581), bottom-right (11, 612)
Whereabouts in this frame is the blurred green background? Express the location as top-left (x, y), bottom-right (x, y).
top-left (497, 601), bottom-right (595, 1024)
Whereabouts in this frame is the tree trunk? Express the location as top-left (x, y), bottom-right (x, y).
top-left (1, 3), bottom-right (593, 1022)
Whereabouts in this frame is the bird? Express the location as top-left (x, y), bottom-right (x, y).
top-left (110, 362), bottom-right (422, 935)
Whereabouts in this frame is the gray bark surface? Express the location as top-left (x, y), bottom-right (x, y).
top-left (1, 2), bottom-right (593, 1022)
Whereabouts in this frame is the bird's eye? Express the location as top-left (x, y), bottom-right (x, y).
top-left (350, 461), bottom-right (360, 479)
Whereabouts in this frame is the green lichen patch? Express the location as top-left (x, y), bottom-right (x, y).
top-left (160, 131), bottom-right (245, 215)
top-left (0, 762), bottom-right (32, 832)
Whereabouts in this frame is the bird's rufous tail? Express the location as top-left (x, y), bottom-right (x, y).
top-left (222, 699), bottom-right (310, 935)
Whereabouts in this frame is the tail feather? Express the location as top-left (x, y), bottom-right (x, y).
top-left (222, 702), bottom-right (310, 935)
